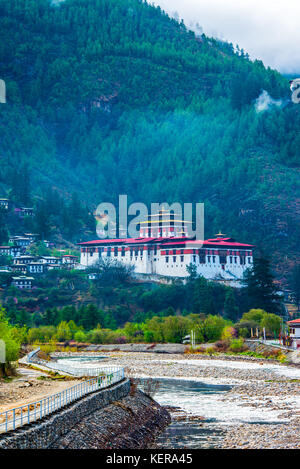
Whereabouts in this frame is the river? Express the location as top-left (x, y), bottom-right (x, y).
top-left (57, 354), bottom-right (300, 449)
top-left (138, 376), bottom-right (290, 449)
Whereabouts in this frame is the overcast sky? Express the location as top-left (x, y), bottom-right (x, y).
top-left (152, 0), bottom-right (300, 74)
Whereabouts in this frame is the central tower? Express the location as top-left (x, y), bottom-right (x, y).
top-left (139, 208), bottom-right (192, 238)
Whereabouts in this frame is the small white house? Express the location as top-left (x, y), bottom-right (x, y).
top-left (40, 256), bottom-right (62, 269)
top-left (12, 276), bottom-right (34, 290)
top-left (0, 246), bottom-right (12, 257)
top-left (287, 319), bottom-right (300, 349)
top-left (0, 198), bottom-right (9, 210)
top-left (26, 262), bottom-right (46, 274)
top-left (62, 255), bottom-right (78, 269)
top-left (13, 255), bottom-right (36, 265)
top-left (9, 236), bottom-right (32, 247)
top-left (11, 264), bottom-right (27, 274)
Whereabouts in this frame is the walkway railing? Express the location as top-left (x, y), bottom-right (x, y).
top-left (247, 339), bottom-right (295, 351)
top-left (0, 362), bottom-right (125, 434)
top-left (44, 362), bottom-right (122, 377)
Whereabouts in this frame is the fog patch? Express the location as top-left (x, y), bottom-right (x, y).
top-left (255, 90), bottom-right (283, 113)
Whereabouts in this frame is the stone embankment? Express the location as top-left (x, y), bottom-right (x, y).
top-left (245, 340), bottom-right (300, 366)
top-left (0, 379), bottom-right (170, 449)
top-left (52, 388), bottom-right (171, 449)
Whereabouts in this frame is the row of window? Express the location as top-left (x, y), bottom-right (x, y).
top-left (88, 249), bottom-right (252, 265)
top-left (166, 256), bottom-right (185, 263)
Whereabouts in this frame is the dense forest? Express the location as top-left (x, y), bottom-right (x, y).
top-left (0, 255), bottom-right (283, 331)
top-left (0, 0), bottom-right (299, 278)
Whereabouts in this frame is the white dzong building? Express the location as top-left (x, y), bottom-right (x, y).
top-left (78, 209), bottom-right (254, 286)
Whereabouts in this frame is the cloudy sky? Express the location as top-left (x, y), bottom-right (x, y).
top-left (153, 0), bottom-right (300, 74)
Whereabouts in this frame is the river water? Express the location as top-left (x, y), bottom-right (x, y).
top-left (139, 376), bottom-right (290, 449)
top-left (139, 378), bottom-right (231, 449)
top-left (58, 355), bottom-right (300, 449)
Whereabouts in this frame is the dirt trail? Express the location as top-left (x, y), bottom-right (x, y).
top-left (0, 367), bottom-right (80, 413)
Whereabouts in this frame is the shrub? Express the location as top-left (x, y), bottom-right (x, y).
top-left (206, 346), bottom-right (217, 355)
top-left (238, 327), bottom-right (249, 338)
top-left (203, 315), bottom-right (229, 342)
top-left (184, 345), bottom-right (206, 354)
top-left (115, 336), bottom-right (127, 344)
top-left (221, 326), bottom-right (236, 342)
top-left (214, 340), bottom-right (229, 352)
top-left (74, 330), bottom-right (87, 343)
top-left (262, 349), bottom-right (281, 359)
top-left (278, 354), bottom-right (287, 363)
top-left (229, 338), bottom-right (246, 353)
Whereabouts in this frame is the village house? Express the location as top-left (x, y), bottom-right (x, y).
top-left (0, 198), bottom-right (9, 210)
top-left (9, 236), bottom-right (33, 248)
top-left (11, 259), bottom-right (47, 274)
top-left (0, 245), bottom-right (24, 258)
top-left (78, 209), bottom-right (254, 286)
top-left (14, 207), bottom-right (34, 217)
top-left (62, 255), bottom-right (78, 269)
top-left (11, 275), bottom-right (34, 290)
top-left (43, 240), bottom-right (55, 248)
top-left (0, 246), bottom-right (12, 257)
top-left (9, 245), bottom-right (23, 257)
top-left (11, 264), bottom-right (27, 274)
top-left (13, 255), bottom-right (36, 265)
top-left (87, 272), bottom-right (101, 280)
top-left (40, 256), bottom-right (63, 270)
top-left (23, 233), bottom-right (39, 243)
top-left (26, 262), bottom-right (47, 274)
top-left (287, 319), bottom-right (300, 349)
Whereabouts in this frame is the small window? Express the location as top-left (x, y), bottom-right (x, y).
top-left (166, 257), bottom-right (169, 263)
top-left (199, 254), bottom-right (205, 264)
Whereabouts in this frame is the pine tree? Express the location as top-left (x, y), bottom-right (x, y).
top-left (224, 288), bottom-right (239, 321)
top-left (0, 208), bottom-right (8, 244)
top-left (243, 257), bottom-right (282, 314)
top-left (192, 276), bottom-right (215, 315)
top-left (288, 265), bottom-right (300, 312)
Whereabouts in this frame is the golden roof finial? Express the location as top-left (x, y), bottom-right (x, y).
top-left (215, 231), bottom-right (226, 238)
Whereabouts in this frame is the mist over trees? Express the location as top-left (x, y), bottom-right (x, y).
top-left (0, 0), bottom-right (298, 274)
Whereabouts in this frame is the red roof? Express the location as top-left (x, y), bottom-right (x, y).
top-left (287, 319), bottom-right (300, 325)
top-left (78, 236), bottom-right (254, 249)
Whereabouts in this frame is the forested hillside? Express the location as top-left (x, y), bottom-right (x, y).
top-left (0, 0), bottom-right (299, 277)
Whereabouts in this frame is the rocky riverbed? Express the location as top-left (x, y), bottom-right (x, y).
top-left (55, 351), bottom-right (300, 449)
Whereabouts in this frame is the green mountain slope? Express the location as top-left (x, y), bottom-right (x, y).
top-left (0, 0), bottom-right (299, 277)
